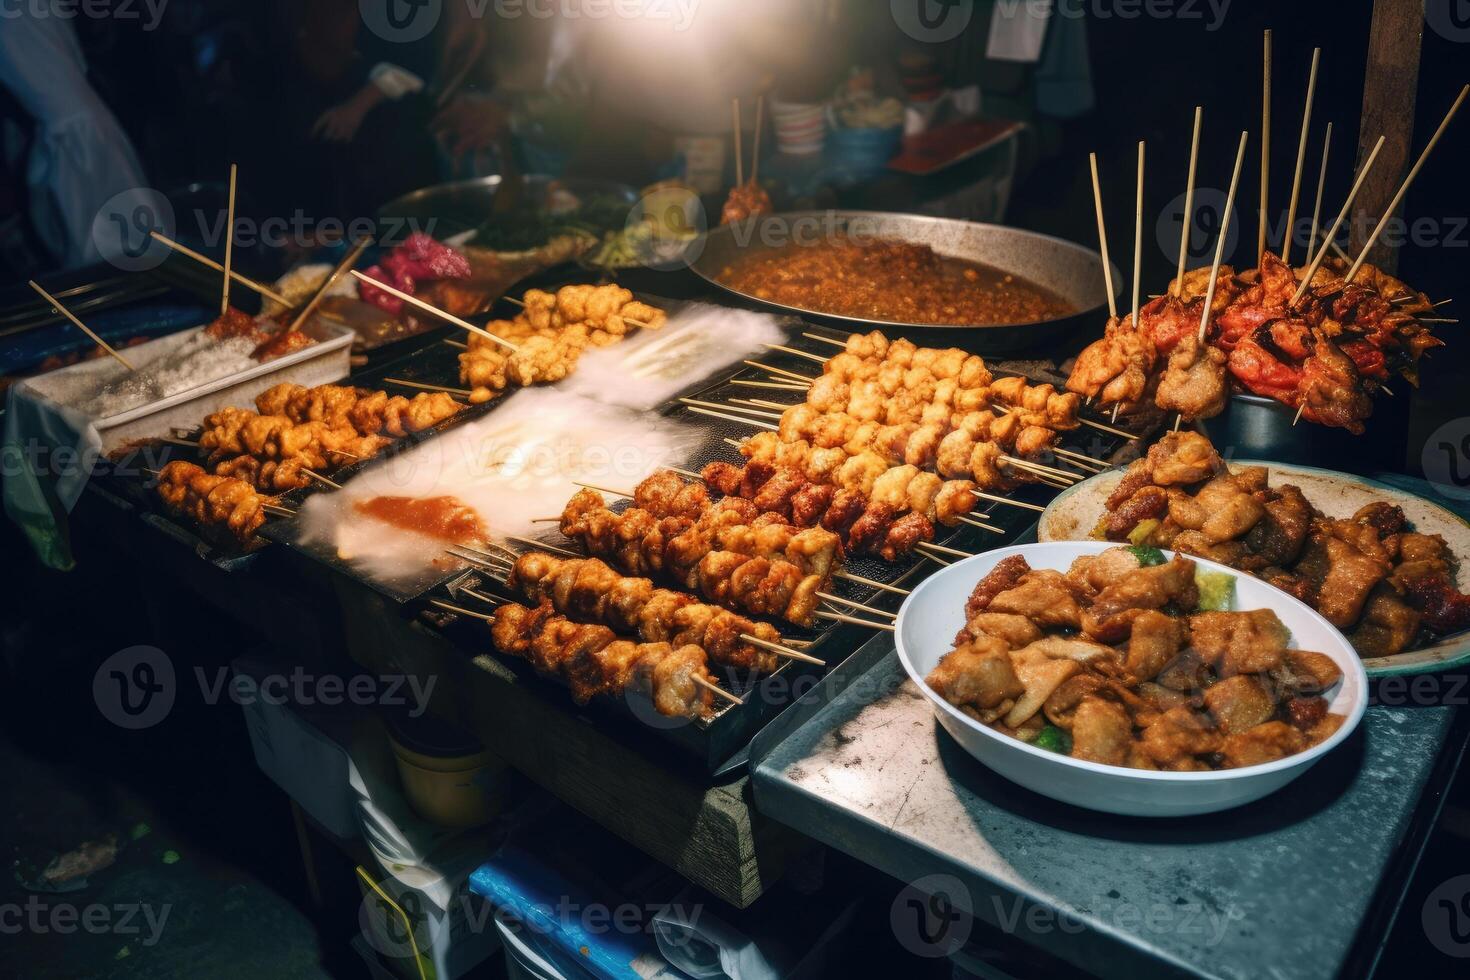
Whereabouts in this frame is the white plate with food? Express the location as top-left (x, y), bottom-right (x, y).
top-left (1037, 432), bottom-right (1470, 676)
top-left (895, 541), bottom-right (1367, 817)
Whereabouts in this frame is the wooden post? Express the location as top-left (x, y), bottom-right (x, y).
top-left (1352, 0), bottom-right (1423, 273)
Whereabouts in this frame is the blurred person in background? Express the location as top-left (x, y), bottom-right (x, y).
top-left (270, 0), bottom-right (506, 226)
top-left (0, 0), bottom-right (149, 269)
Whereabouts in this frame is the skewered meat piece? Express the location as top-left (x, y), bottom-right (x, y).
top-left (488, 601), bottom-right (714, 718)
top-left (154, 461), bottom-right (267, 544)
top-left (1155, 332), bottom-right (1229, 421)
top-left (457, 286), bottom-right (667, 402)
top-left (557, 490), bottom-right (826, 627)
top-left (697, 459), bottom-right (937, 557)
top-left (213, 455), bottom-right (310, 493)
top-left (255, 382), bottom-right (361, 423)
top-left (347, 390), bottom-right (463, 437)
top-left (508, 552), bottom-right (787, 674)
top-left (721, 180), bottom-right (772, 224)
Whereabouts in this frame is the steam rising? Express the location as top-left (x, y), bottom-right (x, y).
top-left (296, 389), bottom-right (702, 591)
top-left (561, 303), bottom-right (787, 409)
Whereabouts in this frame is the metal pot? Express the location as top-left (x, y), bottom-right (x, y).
top-left (1197, 391), bottom-right (1411, 475)
top-left (687, 210), bottom-right (1119, 355)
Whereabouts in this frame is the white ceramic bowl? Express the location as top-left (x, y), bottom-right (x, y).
top-left (894, 541), bottom-right (1368, 817)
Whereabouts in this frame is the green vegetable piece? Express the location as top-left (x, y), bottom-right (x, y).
top-left (1127, 544), bottom-right (1167, 567)
top-left (1195, 568), bottom-right (1238, 612)
top-left (1034, 725), bottom-right (1073, 754)
top-left (162, 850), bottom-right (181, 865)
top-left (1127, 518), bottom-right (1160, 546)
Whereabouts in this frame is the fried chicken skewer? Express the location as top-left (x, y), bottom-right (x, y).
top-left (154, 461), bottom-right (269, 545)
top-left (467, 599), bottom-right (723, 718)
top-left (504, 552), bottom-right (797, 674)
top-left (557, 490), bottom-right (827, 627)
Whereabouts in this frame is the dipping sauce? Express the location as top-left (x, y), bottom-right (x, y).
top-left (354, 496), bottom-right (488, 545)
top-left (717, 237), bottom-right (1074, 326)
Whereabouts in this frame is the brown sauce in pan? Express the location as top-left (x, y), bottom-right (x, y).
top-left (717, 237), bottom-right (1074, 326)
top-left (354, 496), bottom-right (488, 545)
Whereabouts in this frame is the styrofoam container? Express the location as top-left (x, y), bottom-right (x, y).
top-left (18, 319), bottom-right (354, 453)
top-left (894, 541), bottom-right (1368, 817)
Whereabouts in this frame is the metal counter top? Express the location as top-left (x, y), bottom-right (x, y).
top-left (752, 648), bottom-right (1467, 979)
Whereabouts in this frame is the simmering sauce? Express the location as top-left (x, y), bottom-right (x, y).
top-left (354, 496), bottom-right (488, 545)
top-left (718, 237), bottom-right (1073, 326)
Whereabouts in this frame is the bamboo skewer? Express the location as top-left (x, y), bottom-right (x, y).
top-left (917, 541), bottom-right (974, 560)
top-left (833, 571), bottom-right (910, 596)
top-left (732, 98), bottom-right (744, 188)
top-left (731, 378), bottom-right (808, 391)
top-left (1197, 131), bottom-right (1252, 346)
top-left (680, 397), bottom-right (780, 419)
top-left (742, 632), bottom-right (823, 666)
top-left (1281, 48), bottom-right (1321, 265)
top-left (697, 675), bottom-right (745, 705)
top-left (382, 377), bottom-right (472, 397)
top-left (1290, 135), bottom-right (1386, 305)
top-left (802, 332), bottom-right (847, 349)
top-left (302, 468), bottom-right (341, 490)
top-left (816, 610), bottom-right (895, 632)
top-left (1306, 122), bottom-right (1333, 257)
top-left (27, 280), bottom-right (135, 371)
top-left (1088, 152), bottom-right (1118, 319)
top-left (1345, 84), bottom-right (1469, 283)
top-left (149, 232), bottom-right (291, 306)
top-left (743, 360), bottom-right (814, 383)
top-left (751, 95), bottom-right (764, 185)
top-left (1258, 29), bottom-right (1272, 260)
top-left (763, 343), bottom-right (827, 364)
top-left (289, 237), bottom-right (370, 333)
top-left (221, 163), bottom-right (237, 316)
top-left (351, 270), bottom-right (521, 351)
top-left (957, 515), bottom-right (1005, 534)
top-left (1174, 106), bottom-right (1203, 295)
top-left (971, 490), bottom-right (1045, 513)
top-left (685, 406), bottom-right (778, 430)
top-left (1131, 140), bottom-right (1145, 329)
top-left (819, 594), bottom-right (895, 620)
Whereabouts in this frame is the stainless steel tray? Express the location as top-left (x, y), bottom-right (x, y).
top-left (18, 319), bottom-right (355, 454)
top-left (688, 211), bottom-right (1119, 354)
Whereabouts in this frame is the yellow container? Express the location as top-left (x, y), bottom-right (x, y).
top-left (387, 718), bottom-right (510, 829)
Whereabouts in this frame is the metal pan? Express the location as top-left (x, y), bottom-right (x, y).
top-left (376, 175), bottom-right (638, 242)
top-left (687, 211), bottom-right (1120, 355)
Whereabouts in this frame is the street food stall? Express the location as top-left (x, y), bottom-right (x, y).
top-left (1, 3), bottom-right (1467, 978)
